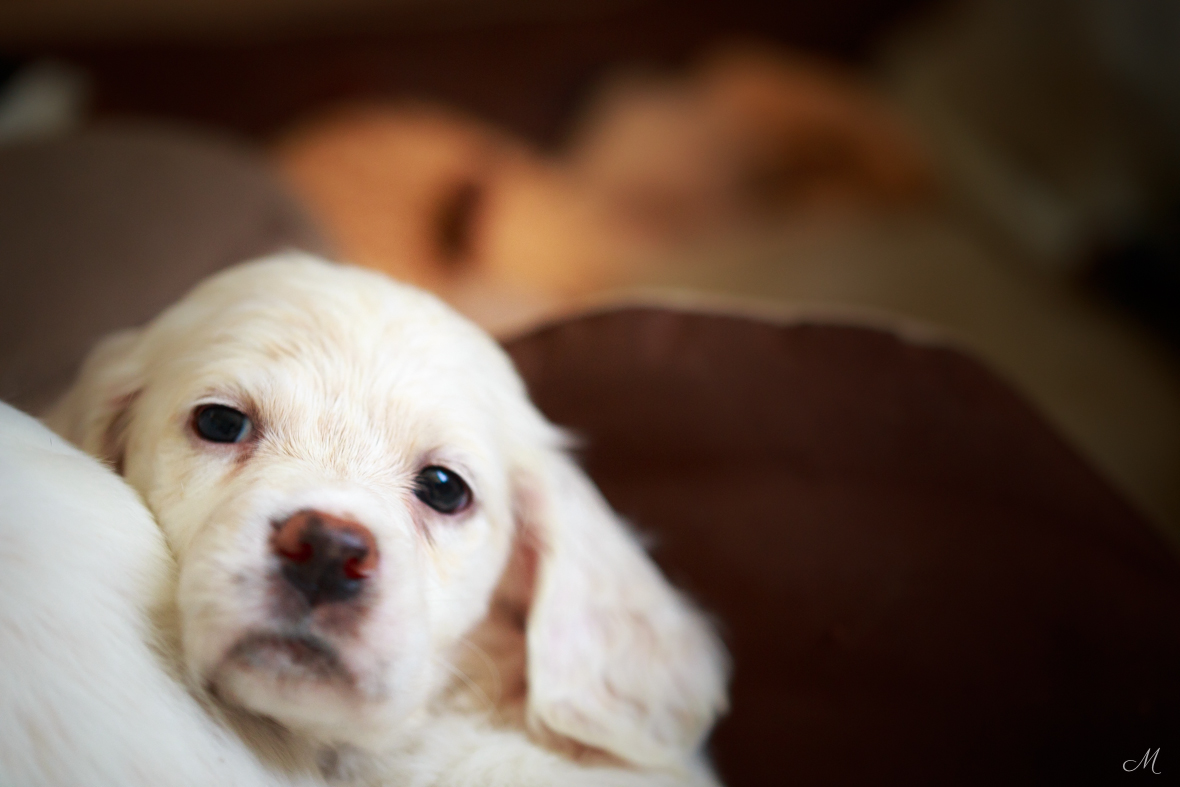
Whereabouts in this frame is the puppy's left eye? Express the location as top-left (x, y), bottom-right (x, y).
top-left (413, 466), bottom-right (471, 514)
top-left (193, 405), bottom-right (251, 443)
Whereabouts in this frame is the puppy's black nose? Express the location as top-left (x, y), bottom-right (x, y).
top-left (271, 510), bottom-right (378, 606)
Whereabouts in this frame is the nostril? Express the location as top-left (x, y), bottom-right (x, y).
top-left (277, 539), bottom-right (314, 563)
top-left (343, 556), bottom-right (368, 580)
top-left (272, 512), bottom-right (317, 564)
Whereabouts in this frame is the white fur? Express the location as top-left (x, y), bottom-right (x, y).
top-left (26, 253), bottom-right (727, 785)
top-left (0, 403), bottom-right (317, 786)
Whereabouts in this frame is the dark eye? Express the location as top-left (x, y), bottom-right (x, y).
top-left (436, 179), bottom-right (482, 266)
top-left (193, 405), bottom-right (251, 444)
top-left (413, 465), bottom-right (471, 514)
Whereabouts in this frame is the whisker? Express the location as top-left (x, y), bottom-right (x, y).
top-left (432, 655), bottom-right (501, 724)
top-left (455, 636), bottom-right (503, 706)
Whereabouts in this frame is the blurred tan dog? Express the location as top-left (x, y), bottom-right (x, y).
top-left (275, 104), bottom-right (627, 332)
top-left (43, 254), bottom-right (728, 786)
top-left (568, 46), bottom-right (930, 238)
top-left (273, 45), bottom-right (931, 333)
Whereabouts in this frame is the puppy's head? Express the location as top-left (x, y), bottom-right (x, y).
top-left (49, 254), bottom-right (727, 766)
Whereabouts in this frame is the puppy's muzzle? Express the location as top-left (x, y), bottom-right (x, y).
top-left (271, 510), bottom-right (378, 606)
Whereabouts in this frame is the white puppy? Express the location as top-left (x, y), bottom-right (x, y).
top-left (40, 253), bottom-right (728, 786)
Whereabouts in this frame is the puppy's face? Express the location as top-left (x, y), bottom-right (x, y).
top-left (51, 255), bottom-right (727, 767)
top-left (55, 258), bottom-right (546, 746)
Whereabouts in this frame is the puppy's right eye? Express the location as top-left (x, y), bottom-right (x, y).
top-left (193, 405), bottom-right (251, 444)
top-left (413, 465), bottom-right (472, 514)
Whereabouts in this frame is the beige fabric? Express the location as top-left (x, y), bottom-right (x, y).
top-left (600, 210), bottom-right (1180, 538)
top-left (0, 123), bottom-right (328, 412)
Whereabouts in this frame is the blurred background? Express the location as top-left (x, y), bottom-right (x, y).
top-left (2, 0), bottom-right (1179, 539)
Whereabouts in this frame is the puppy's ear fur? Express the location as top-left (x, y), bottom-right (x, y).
top-left (44, 329), bottom-right (144, 473)
top-left (515, 448), bottom-right (728, 768)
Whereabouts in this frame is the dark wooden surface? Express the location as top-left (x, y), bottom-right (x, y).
top-left (15, 0), bottom-right (938, 147)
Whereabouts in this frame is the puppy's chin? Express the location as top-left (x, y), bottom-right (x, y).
top-left (210, 632), bottom-right (370, 742)
top-left (225, 632), bottom-right (352, 685)
top-left (207, 630), bottom-right (430, 750)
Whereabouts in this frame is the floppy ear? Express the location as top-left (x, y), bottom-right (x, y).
top-left (516, 447), bottom-right (729, 768)
top-left (43, 328), bottom-right (144, 474)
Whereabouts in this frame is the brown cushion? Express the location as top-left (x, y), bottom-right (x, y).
top-left (0, 123), bottom-right (328, 412)
top-left (504, 308), bottom-right (1180, 786)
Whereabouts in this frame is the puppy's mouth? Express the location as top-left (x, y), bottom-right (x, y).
top-left (225, 632), bottom-right (350, 684)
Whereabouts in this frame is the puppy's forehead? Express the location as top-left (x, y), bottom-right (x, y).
top-left (145, 258), bottom-right (519, 396)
